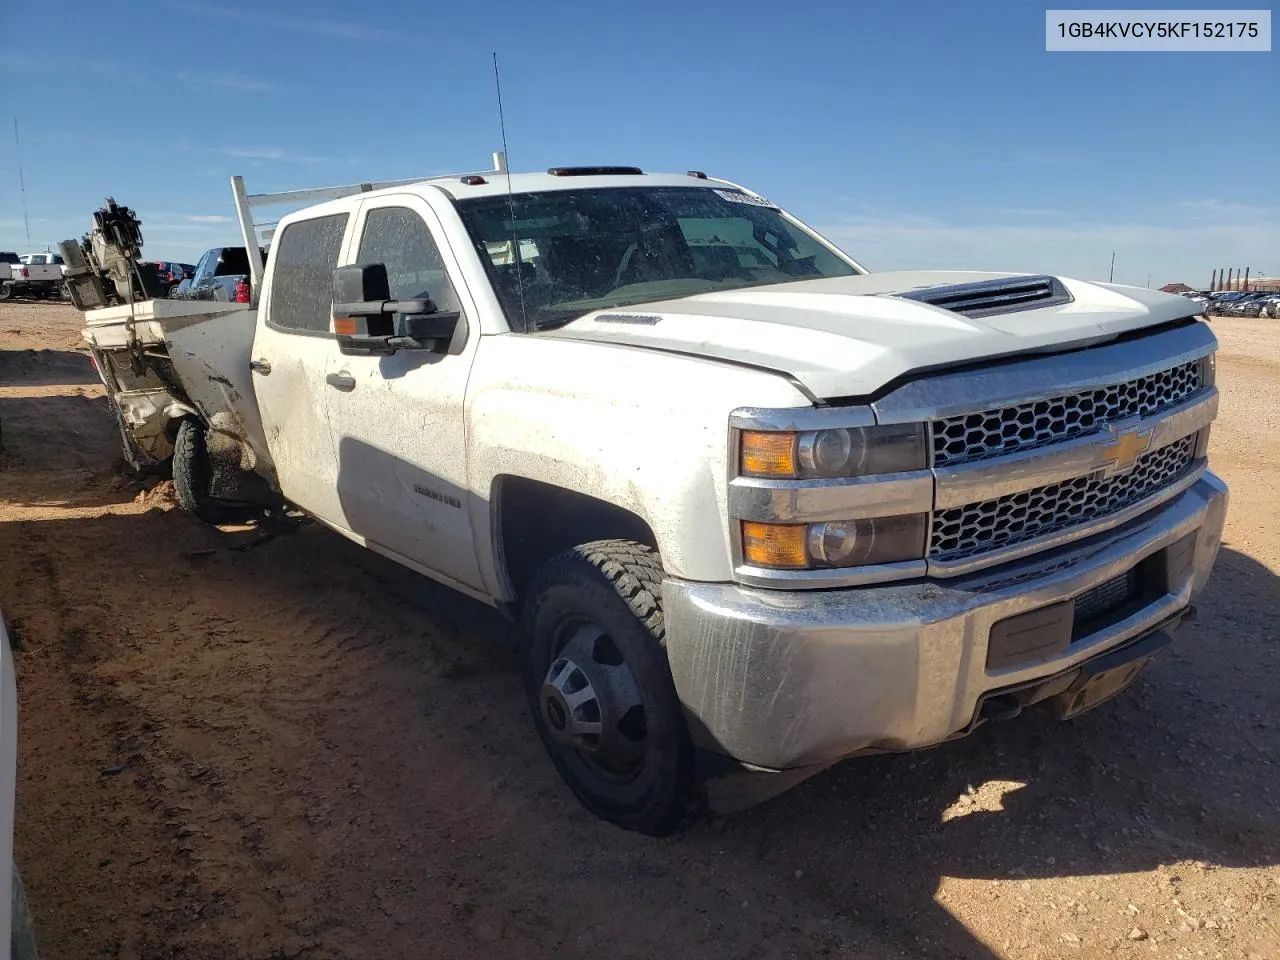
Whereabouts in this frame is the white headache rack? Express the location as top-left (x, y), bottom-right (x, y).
top-left (230, 150), bottom-right (508, 304)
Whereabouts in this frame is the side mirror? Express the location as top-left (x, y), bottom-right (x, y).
top-left (331, 263), bottom-right (461, 357)
top-left (183, 270), bottom-right (194, 280)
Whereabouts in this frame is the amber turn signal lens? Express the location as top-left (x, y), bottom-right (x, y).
top-left (741, 521), bottom-right (809, 569)
top-left (741, 431), bottom-right (797, 477)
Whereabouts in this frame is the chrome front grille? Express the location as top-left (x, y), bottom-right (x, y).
top-left (929, 434), bottom-right (1197, 561)
top-left (932, 360), bottom-right (1203, 467)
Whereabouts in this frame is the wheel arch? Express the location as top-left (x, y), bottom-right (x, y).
top-left (491, 475), bottom-right (660, 604)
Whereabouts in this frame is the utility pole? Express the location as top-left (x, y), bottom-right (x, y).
top-left (1109, 251), bottom-right (1115, 283)
top-left (12, 116), bottom-right (32, 250)
top-left (1146, 273), bottom-right (1151, 288)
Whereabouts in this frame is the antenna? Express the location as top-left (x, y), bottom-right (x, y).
top-left (493, 52), bottom-right (528, 331)
top-left (12, 117), bottom-right (31, 250)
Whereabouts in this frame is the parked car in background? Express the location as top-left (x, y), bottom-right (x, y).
top-left (19, 254), bottom-right (65, 275)
top-left (0, 254), bottom-right (63, 300)
top-left (1179, 292), bottom-right (1210, 312)
top-left (170, 246), bottom-right (263, 302)
top-left (1205, 292), bottom-right (1245, 316)
top-left (0, 253), bottom-right (17, 285)
top-left (1231, 292), bottom-right (1274, 318)
top-left (1220, 294), bottom-right (1252, 317)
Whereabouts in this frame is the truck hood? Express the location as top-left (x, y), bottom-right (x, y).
top-left (538, 271), bottom-right (1203, 400)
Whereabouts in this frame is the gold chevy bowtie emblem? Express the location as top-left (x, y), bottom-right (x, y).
top-left (1100, 425), bottom-right (1153, 474)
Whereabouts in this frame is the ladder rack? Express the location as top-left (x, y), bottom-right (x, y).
top-left (229, 151), bottom-right (507, 302)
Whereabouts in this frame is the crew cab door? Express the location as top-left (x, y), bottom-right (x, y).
top-left (250, 211), bottom-right (353, 524)
top-left (323, 197), bottom-right (485, 591)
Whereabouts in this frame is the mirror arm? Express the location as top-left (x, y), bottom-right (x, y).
top-left (333, 299), bottom-right (432, 318)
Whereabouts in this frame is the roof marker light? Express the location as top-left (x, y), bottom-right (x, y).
top-left (547, 166), bottom-right (644, 177)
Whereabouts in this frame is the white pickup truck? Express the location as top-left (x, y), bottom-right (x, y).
top-left (78, 156), bottom-right (1228, 835)
top-left (0, 254), bottom-right (64, 300)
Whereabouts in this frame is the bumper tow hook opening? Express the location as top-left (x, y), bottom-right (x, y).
top-left (980, 694), bottom-right (1023, 722)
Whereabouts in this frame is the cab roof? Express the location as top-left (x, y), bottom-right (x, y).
top-left (264, 168), bottom-right (769, 238)
top-left (372, 170), bottom-right (744, 203)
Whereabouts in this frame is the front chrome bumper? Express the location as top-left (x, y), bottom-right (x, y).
top-left (663, 473), bottom-right (1228, 775)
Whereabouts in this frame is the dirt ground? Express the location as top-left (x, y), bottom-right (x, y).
top-left (0, 303), bottom-right (1275, 960)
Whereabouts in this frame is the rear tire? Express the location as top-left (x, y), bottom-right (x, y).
top-left (521, 539), bottom-right (703, 836)
top-left (172, 418), bottom-right (258, 525)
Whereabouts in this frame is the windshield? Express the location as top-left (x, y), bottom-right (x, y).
top-left (454, 186), bottom-right (859, 330)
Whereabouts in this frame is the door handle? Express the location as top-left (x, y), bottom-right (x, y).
top-left (249, 358), bottom-right (272, 375)
top-left (326, 371), bottom-right (356, 392)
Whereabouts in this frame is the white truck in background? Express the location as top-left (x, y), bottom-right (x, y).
top-left (75, 156), bottom-right (1227, 835)
top-left (0, 254), bottom-right (64, 301)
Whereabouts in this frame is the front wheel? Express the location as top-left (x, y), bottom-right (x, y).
top-left (521, 539), bottom-right (703, 836)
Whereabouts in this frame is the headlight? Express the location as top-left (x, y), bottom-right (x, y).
top-left (1199, 353), bottom-right (1216, 388)
top-left (740, 423), bottom-right (928, 479)
top-left (742, 515), bottom-right (927, 569)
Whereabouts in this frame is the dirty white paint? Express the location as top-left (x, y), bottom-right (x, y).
top-left (465, 334), bottom-right (805, 593)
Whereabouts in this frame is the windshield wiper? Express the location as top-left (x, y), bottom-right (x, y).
top-left (530, 314), bottom-right (580, 331)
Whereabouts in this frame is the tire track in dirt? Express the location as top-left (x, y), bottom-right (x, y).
top-left (4, 523), bottom-right (239, 958)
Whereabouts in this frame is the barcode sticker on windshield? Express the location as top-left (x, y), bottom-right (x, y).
top-left (714, 189), bottom-right (777, 208)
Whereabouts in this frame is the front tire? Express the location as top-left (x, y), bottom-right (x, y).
top-left (521, 539), bottom-right (702, 836)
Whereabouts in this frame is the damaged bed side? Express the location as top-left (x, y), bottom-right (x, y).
top-left (81, 299), bottom-right (280, 507)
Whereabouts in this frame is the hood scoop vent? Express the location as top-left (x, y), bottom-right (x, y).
top-left (895, 275), bottom-right (1073, 319)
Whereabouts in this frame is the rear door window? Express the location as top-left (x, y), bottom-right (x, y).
top-left (268, 213), bottom-right (350, 333)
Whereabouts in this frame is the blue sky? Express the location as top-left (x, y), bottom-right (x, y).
top-left (1, 0), bottom-right (1276, 286)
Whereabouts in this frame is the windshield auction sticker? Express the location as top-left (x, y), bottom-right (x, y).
top-left (714, 189), bottom-right (779, 209)
top-left (1046, 9), bottom-right (1271, 50)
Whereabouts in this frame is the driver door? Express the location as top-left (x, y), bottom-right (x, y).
top-left (323, 196), bottom-right (485, 591)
